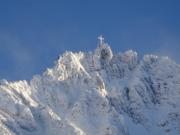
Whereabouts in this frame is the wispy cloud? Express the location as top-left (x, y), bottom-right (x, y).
top-left (0, 34), bottom-right (35, 80)
top-left (153, 36), bottom-right (180, 64)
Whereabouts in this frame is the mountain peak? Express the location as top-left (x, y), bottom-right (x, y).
top-left (0, 40), bottom-right (180, 135)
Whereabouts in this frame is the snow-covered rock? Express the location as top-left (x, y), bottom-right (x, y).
top-left (0, 42), bottom-right (180, 135)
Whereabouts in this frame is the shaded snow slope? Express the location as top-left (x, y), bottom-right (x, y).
top-left (0, 44), bottom-right (180, 135)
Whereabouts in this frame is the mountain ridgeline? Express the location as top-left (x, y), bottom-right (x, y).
top-left (0, 41), bottom-right (180, 135)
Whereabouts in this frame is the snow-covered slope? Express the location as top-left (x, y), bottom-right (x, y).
top-left (0, 43), bottom-right (180, 135)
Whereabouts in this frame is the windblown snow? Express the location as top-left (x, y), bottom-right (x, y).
top-left (0, 43), bottom-right (180, 135)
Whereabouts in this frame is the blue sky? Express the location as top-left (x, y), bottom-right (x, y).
top-left (0, 0), bottom-right (180, 80)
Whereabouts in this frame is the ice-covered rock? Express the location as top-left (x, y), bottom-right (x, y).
top-left (0, 42), bottom-right (180, 135)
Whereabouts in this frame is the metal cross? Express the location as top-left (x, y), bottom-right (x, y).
top-left (98, 35), bottom-right (104, 45)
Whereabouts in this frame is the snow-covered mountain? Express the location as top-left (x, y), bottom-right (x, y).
top-left (0, 42), bottom-right (180, 135)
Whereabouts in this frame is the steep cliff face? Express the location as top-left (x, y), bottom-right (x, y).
top-left (0, 44), bottom-right (180, 135)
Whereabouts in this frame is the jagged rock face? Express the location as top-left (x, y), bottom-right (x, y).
top-left (99, 44), bottom-right (113, 68)
top-left (0, 45), bottom-right (180, 135)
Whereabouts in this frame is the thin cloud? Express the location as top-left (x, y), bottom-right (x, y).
top-left (153, 37), bottom-right (180, 64)
top-left (0, 34), bottom-right (35, 80)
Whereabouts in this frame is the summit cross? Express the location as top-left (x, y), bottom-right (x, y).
top-left (98, 35), bottom-right (104, 45)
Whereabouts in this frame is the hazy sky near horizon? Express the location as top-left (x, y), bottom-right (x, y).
top-left (0, 0), bottom-right (180, 80)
